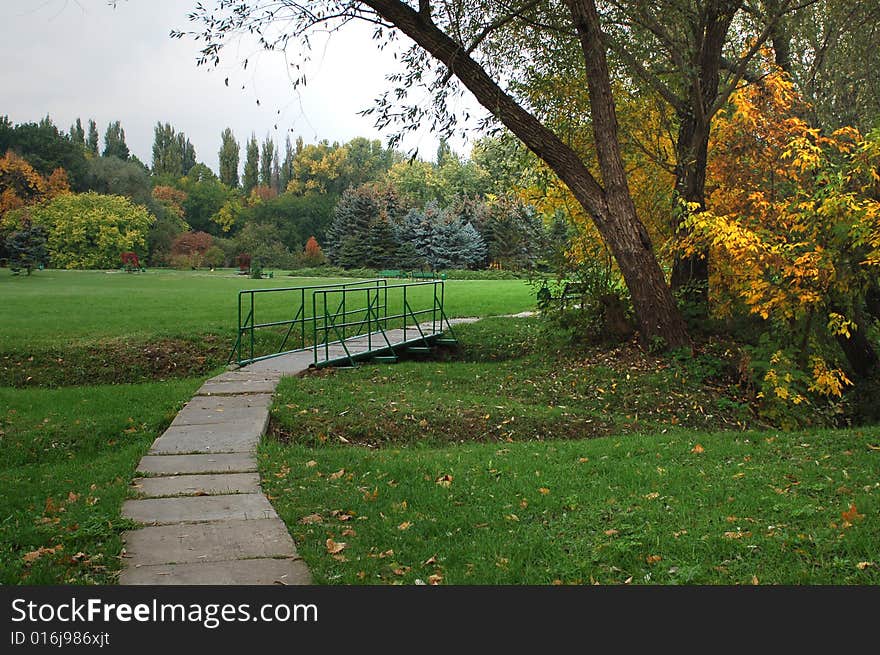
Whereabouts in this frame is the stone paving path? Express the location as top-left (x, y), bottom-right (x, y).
top-left (119, 319), bottom-right (479, 585)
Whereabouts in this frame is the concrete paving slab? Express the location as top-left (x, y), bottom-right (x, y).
top-left (170, 394), bottom-right (273, 424)
top-left (132, 472), bottom-right (261, 498)
top-left (182, 393), bottom-right (275, 411)
top-left (121, 518), bottom-right (297, 566)
top-left (123, 493), bottom-right (276, 525)
top-left (119, 557), bottom-right (312, 585)
top-left (208, 370), bottom-right (283, 382)
top-left (242, 352), bottom-right (314, 375)
top-left (137, 453), bottom-right (258, 476)
top-left (149, 422), bottom-right (263, 455)
top-left (196, 379), bottom-right (279, 396)
top-left (170, 407), bottom-right (269, 429)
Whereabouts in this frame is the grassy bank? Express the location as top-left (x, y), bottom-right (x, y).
top-left (0, 269), bottom-right (534, 386)
top-left (261, 318), bottom-right (880, 584)
top-left (0, 380), bottom-right (200, 584)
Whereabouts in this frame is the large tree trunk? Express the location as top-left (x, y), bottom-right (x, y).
top-left (669, 3), bottom-right (736, 302)
top-left (363, 0), bottom-right (691, 349)
top-left (567, 0), bottom-right (691, 348)
top-left (670, 110), bottom-right (711, 294)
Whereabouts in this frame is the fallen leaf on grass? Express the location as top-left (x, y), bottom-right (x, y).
top-left (538, 487), bottom-right (550, 495)
top-left (325, 539), bottom-right (346, 555)
top-left (841, 504), bottom-right (864, 524)
top-left (604, 529), bottom-right (618, 536)
top-left (723, 531), bottom-right (752, 539)
top-left (856, 562), bottom-right (874, 570)
top-left (644, 492), bottom-right (660, 500)
top-left (691, 444), bottom-right (705, 454)
top-left (299, 514), bottom-right (323, 525)
top-left (751, 575), bottom-right (760, 585)
top-left (329, 469), bottom-right (346, 480)
top-left (578, 457), bottom-right (589, 463)
top-left (398, 521), bottom-right (412, 531)
top-left (423, 555), bottom-right (437, 566)
top-left (392, 566), bottom-right (412, 576)
top-left (435, 474), bottom-right (453, 488)
top-left (305, 460), bottom-right (318, 468)
top-left (341, 528), bottom-right (356, 537)
top-left (427, 573), bottom-right (443, 585)
top-left (23, 544), bottom-right (63, 564)
top-left (646, 555), bottom-right (662, 565)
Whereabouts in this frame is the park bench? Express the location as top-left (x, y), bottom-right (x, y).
top-left (410, 271), bottom-right (446, 280)
top-left (537, 281), bottom-right (590, 309)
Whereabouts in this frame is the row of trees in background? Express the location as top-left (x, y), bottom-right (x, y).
top-left (0, 111), bottom-right (564, 274)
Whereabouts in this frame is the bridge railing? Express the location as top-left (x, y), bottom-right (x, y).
top-left (311, 279), bottom-right (451, 366)
top-left (228, 278), bottom-right (388, 366)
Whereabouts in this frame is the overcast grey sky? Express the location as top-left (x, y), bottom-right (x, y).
top-left (1, 0), bottom-right (474, 172)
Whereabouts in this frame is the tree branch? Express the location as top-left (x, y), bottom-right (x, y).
top-left (361, 0), bottom-right (610, 219)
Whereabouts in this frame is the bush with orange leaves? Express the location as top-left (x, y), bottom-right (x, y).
top-left (679, 67), bottom-right (880, 427)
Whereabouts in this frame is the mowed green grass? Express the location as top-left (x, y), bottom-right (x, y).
top-left (0, 269), bottom-right (535, 350)
top-left (260, 427), bottom-right (880, 585)
top-left (262, 319), bottom-right (880, 585)
top-left (0, 380), bottom-right (199, 584)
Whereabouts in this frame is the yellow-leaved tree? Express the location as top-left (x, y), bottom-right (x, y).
top-left (680, 67), bottom-right (880, 426)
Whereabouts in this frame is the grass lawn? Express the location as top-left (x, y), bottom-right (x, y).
top-left (0, 269), bottom-right (535, 386)
top-left (262, 318), bottom-right (880, 584)
top-left (0, 269), bottom-right (535, 350)
top-left (0, 380), bottom-right (200, 584)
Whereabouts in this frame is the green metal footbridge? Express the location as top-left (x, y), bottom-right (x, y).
top-left (228, 278), bottom-right (457, 369)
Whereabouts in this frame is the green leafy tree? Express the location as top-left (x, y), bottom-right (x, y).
top-left (179, 133), bottom-right (196, 176)
top-left (152, 122), bottom-right (183, 177)
top-left (86, 119), bottom-right (99, 155)
top-left (233, 221), bottom-right (294, 268)
top-left (218, 127), bottom-right (240, 187)
top-left (178, 174), bottom-right (229, 234)
top-left (0, 115), bottom-right (88, 190)
top-left (242, 134), bottom-right (259, 195)
top-left (70, 119), bottom-right (85, 147)
top-left (260, 135), bottom-right (274, 188)
top-left (280, 135), bottom-right (295, 192)
top-left (85, 156), bottom-right (152, 207)
top-left (102, 121), bottom-right (129, 160)
top-left (29, 192), bottom-right (152, 269)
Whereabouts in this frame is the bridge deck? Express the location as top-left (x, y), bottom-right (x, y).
top-left (240, 318), bottom-right (478, 375)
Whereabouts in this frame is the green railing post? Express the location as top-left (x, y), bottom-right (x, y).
top-left (312, 290), bottom-right (318, 366)
top-left (249, 291), bottom-right (255, 364)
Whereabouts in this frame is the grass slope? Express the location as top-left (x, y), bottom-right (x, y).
top-left (0, 380), bottom-right (199, 584)
top-left (1, 270), bottom-right (535, 386)
top-left (261, 318), bottom-right (880, 584)
top-left (0, 269), bottom-right (535, 350)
